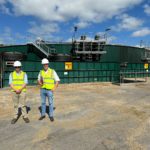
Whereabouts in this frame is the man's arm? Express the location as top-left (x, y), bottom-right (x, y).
top-left (38, 80), bottom-right (43, 86)
top-left (37, 72), bottom-right (43, 86)
top-left (19, 83), bottom-right (27, 91)
top-left (9, 73), bottom-right (17, 92)
top-left (52, 70), bottom-right (60, 92)
top-left (52, 81), bottom-right (59, 92)
top-left (10, 83), bottom-right (17, 92)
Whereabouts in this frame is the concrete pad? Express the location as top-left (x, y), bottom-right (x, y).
top-left (0, 81), bottom-right (150, 150)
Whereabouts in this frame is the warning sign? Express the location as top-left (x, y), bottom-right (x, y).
top-left (65, 62), bottom-right (72, 70)
top-left (144, 63), bottom-right (149, 69)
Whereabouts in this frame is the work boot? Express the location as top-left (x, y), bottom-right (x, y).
top-left (49, 117), bottom-right (54, 122)
top-left (39, 116), bottom-right (45, 120)
top-left (11, 118), bottom-right (18, 124)
top-left (23, 117), bottom-right (30, 123)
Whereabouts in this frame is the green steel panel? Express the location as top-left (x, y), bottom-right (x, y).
top-left (78, 71), bottom-right (82, 77)
top-left (74, 71), bottom-right (79, 77)
top-left (73, 63), bottom-right (79, 70)
top-left (94, 63), bottom-right (100, 69)
top-left (79, 63), bottom-right (87, 70)
top-left (74, 78), bottom-right (79, 83)
top-left (84, 72), bottom-right (89, 78)
top-left (87, 63), bottom-right (94, 69)
top-left (89, 71), bottom-right (93, 76)
top-left (103, 71), bottom-right (107, 76)
top-left (55, 62), bottom-right (64, 70)
top-left (93, 70), bottom-right (98, 76)
top-left (101, 63), bottom-right (108, 70)
top-left (68, 71), bottom-right (73, 77)
top-left (88, 78), bottom-right (93, 82)
top-left (84, 77), bottom-right (88, 82)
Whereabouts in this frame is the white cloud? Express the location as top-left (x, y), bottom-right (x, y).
top-left (0, 37), bottom-right (4, 44)
top-left (0, 4), bottom-right (11, 14)
top-left (0, 0), bottom-right (11, 14)
top-left (132, 28), bottom-right (150, 37)
top-left (0, 27), bottom-right (28, 44)
top-left (65, 38), bottom-right (73, 42)
top-left (0, 27), bottom-right (15, 44)
top-left (75, 22), bottom-right (91, 29)
top-left (27, 22), bottom-right (59, 40)
top-left (144, 4), bottom-right (150, 15)
top-left (112, 14), bottom-right (143, 31)
top-left (135, 44), bottom-right (145, 48)
top-left (28, 22), bottom-right (59, 35)
top-left (107, 36), bottom-right (117, 43)
top-left (7, 0), bottom-right (144, 24)
top-left (0, 0), bottom-right (145, 43)
top-left (0, 0), bottom-right (5, 4)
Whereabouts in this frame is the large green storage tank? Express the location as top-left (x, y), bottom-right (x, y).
top-left (0, 43), bottom-right (149, 88)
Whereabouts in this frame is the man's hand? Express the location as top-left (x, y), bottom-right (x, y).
top-left (40, 83), bottom-right (43, 86)
top-left (51, 81), bottom-right (59, 92)
top-left (17, 84), bottom-right (26, 94)
top-left (10, 84), bottom-right (20, 93)
top-left (51, 88), bottom-right (56, 92)
top-left (38, 80), bottom-right (43, 86)
top-left (15, 89), bottom-right (21, 94)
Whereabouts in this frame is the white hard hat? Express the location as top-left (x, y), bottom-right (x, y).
top-left (14, 61), bottom-right (22, 67)
top-left (41, 58), bottom-right (49, 64)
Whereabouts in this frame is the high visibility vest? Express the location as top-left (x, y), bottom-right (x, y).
top-left (11, 71), bottom-right (26, 92)
top-left (40, 68), bottom-right (55, 90)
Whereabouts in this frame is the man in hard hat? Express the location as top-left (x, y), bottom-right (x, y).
top-left (38, 58), bottom-right (60, 122)
top-left (9, 61), bottom-right (30, 124)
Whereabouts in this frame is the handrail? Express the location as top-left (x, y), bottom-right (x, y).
top-left (31, 42), bottom-right (49, 57)
top-left (30, 41), bottom-right (57, 57)
top-left (36, 41), bottom-right (56, 54)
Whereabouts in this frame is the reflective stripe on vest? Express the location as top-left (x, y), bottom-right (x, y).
top-left (11, 71), bottom-right (26, 92)
top-left (40, 68), bottom-right (55, 90)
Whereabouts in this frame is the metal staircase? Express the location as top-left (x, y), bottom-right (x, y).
top-left (29, 41), bottom-right (56, 57)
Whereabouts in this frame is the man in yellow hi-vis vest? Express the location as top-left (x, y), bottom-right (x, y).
top-left (9, 61), bottom-right (30, 124)
top-left (38, 58), bottom-right (60, 122)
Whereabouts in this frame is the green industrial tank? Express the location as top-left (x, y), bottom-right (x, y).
top-left (0, 41), bottom-right (149, 88)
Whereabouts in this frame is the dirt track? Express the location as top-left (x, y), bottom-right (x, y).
top-left (0, 81), bottom-right (150, 150)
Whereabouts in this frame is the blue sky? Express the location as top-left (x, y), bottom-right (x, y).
top-left (0, 0), bottom-right (150, 47)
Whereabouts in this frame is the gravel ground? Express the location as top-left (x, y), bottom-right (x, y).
top-left (0, 81), bottom-right (150, 150)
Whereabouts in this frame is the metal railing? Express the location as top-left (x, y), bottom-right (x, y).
top-left (0, 55), bottom-right (3, 88)
top-left (119, 71), bottom-right (149, 85)
top-left (31, 41), bottom-right (56, 57)
top-left (74, 41), bottom-right (106, 55)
